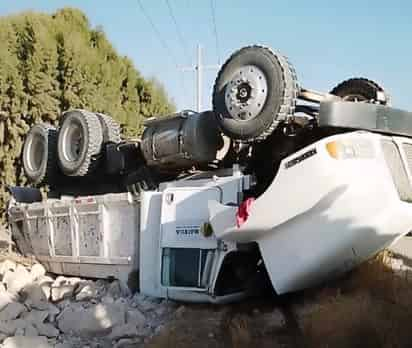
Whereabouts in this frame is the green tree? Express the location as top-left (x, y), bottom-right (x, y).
top-left (15, 15), bottom-right (61, 123)
top-left (0, 7), bottom-right (176, 220)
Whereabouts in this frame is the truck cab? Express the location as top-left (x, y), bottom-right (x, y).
top-left (139, 168), bottom-right (256, 303)
top-left (139, 129), bottom-right (412, 302)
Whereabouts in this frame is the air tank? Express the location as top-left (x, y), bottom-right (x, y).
top-left (141, 111), bottom-right (223, 172)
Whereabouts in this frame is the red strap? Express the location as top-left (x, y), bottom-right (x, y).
top-left (236, 197), bottom-right (255, 228)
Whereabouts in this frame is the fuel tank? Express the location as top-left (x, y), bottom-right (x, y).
top-left (141, 111), bottom-right (223, 171)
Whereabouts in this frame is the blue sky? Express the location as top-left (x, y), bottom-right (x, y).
top-left (1, 1), bottom-right (411, 112)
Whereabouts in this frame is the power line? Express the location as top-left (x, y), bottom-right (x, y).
top-left (210, 0), bottom-right (221, 64)
top-left (137, 0), bottom-right (186, 108)
top-left (137, 0), bottom-right (179, 68)
top-left (165, 0), bottom-right (191, 64)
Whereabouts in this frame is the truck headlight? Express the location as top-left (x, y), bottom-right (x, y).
top-left (326, 138), bottom-right (374, 160)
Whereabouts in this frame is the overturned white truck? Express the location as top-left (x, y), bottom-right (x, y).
top-left (7, 46), bottom-right (412, 303)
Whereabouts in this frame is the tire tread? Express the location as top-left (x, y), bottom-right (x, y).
top-left (212, 45), bottom-right (299, 142)
top-left (95, 112), bottom-right (121, 143)
top-left (58, 109), bottom-right (103, 176)
top-left (330, 77), bottom-right (388, 105)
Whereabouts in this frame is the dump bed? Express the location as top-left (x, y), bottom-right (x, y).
top-left (8, 192), bottom-right (139, 286)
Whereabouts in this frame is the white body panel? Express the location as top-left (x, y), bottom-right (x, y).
top-left (210, 132), bottom-right (412, 294)
top-left (160, 187), bottom-right (220, 249)
top-left (139, 191), bottom-right (164, 297)
top-left (8, 193), bottom-right (139, 285)
top-left (139, 174), bottom-right (247, 302)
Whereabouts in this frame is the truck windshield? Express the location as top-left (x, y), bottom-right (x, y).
top-left (161, 248), bottom-right (209, 288)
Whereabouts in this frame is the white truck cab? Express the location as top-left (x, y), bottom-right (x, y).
top-left (139, 130), bottom-right (412, 302)
top-left (139, 168), bottom-right (253, 303)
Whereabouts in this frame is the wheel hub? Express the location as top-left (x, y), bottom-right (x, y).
top-left (236, 83), bottom-right (252, 103)
top-left (225, 65), bottom-right (268, 121)
top-left (27, 135), bottom-right (45, 172)
top-left (62, 122), bottom-right (84, 162)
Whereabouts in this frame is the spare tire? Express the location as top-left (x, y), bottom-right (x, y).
top-left (330, 78), bottom-right (389, 105)
top-left (212, 45), bottom-right (299, 142)
top-left (95, 112), bottom-right (121, 143)
top-left (57, 110), bottom-right (103, 176)
top-left (22, 123), bottom-right (58, 186)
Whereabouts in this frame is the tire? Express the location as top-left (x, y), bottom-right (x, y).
top-left (22, 123), bottom-right (58, 186)
top-left (95, 112), bottom-right (121, 143)
top-left (330, 78), bottom-right (389, 105)
top-left (57, 110), bottom-right (103, 176)
top-left (212, 45), bottom-right (299, 142)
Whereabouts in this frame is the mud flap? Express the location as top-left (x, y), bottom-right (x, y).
top-left (7, 186), bottom-right (42, 204)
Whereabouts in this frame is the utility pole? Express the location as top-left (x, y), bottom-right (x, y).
top-left (181, 44), bottom-right (219, 112)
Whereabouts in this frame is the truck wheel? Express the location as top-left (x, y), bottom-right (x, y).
top-left (22, 123), bottom-right (58, 186)
top-left (57, 110), bottom-right (103, 176)
top-left (212, 45), bottom-right (299, 142)
top-left (95, 112), bottom-right (121, 143)
top-left (330, 78), bottom-right (389, 105)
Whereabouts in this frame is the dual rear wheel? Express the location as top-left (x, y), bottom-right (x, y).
top-left (22, 110), bottom-right (121, 185)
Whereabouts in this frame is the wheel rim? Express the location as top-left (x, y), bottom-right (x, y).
top-left (224, 65), bottom-right (268, 121)
top-left (61, 121), bottom-right (85, 162)
top-left (26, 134), bottom-right (45, 172)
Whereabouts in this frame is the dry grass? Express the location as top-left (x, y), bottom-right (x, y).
top-left (343, 251), bottom-right (411, 300)
top-left (147, 251), bottom-right (412, 348)
top-left (300, 252), bottom-right (412, 348)
top-left (146, 304), bottom-right (290, 348)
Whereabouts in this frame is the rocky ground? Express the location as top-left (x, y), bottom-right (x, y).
top-left (0, 256), bottom-right (178, 348)
top-left (1, 242), bottom-right (412, 347)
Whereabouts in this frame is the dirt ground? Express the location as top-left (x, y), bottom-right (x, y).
top-left (2, 237), bottom-right (412, 347)
top-left (146, 251), bottom-right (412, 348)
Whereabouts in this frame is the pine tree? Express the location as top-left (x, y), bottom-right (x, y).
top-left (0, 19), bottom-right (29, 212)
top-left (0, 7), bottom-right (176, 220)
top-left (15, 15), bottom-right (61, 123)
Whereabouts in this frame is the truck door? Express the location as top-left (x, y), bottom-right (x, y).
top-left (160, 187), bottom-right (220, 291)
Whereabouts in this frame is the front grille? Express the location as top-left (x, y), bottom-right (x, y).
top-left (381, 140), bottom-right (412, 203)
top-left (402, 143), bottom-right (412, 176)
